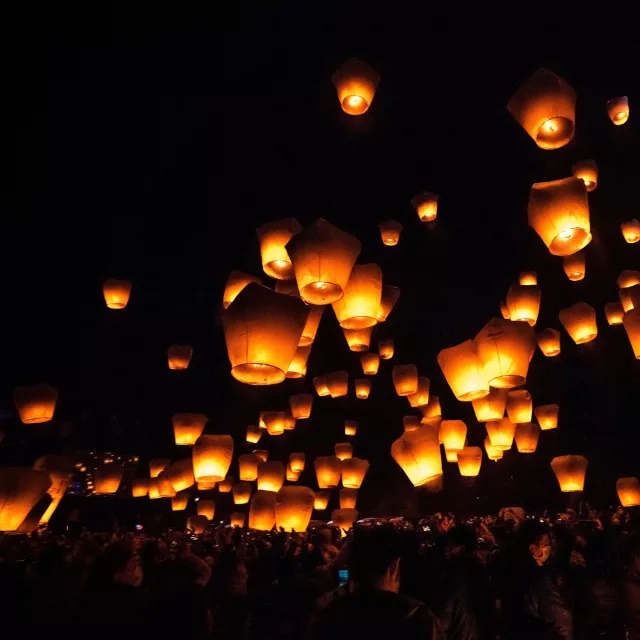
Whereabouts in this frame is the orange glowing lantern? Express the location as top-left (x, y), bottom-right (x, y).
top-left (457, 447), bottom-right (483, 477)
top-left (248, 490), bottom-right (277, 530)
top-left (223, 271), bottom-right (261, 309)
top-left (223, 283), bottom-right (309, 385)
top-left (149, 458), bottom-right (171, 478)
top-left (238, 454), bottom-right (260, 482)
top-left (233, 482), bottom-right (252, 505)
top-left (286, 345), bottom-right (312, 378)
top-left (378, 338), bottom-right (394, 359)
top-left (334, 443), bottom-right (353, 461)
top-left (314, 456), bottom-right (342, 489)
top-left (32, 455), bottom-right (74, 524)
top-left (606, 96), bottom-right (629, 125)
top-left (619, 271), bottom-right (640, 289)
top-left (289, 394), bottom-right (313, 419)
top-left (332, 264), bottom-right (382, 329)
top-left (514, 422), bottom-right (540, 453)
top-left (332, 508), bottom-right (358, 536)
top-left (188, 515), bottom-right (208, 534)
top-left (444, 449), bottom-right (459, 463)
top-left (472, 387), bottom-right (508, 422)
top-left (157, 473), bottom-right (176, 498)
top-left (616, 478), bottom-right (640, 507)
top-left (230, 512), bottom-right (246, 527)
top-left (0, 469), bottom-right (51, 532)
top-left (345, 419), bottom-right (358, 436)
top-left (420, 395), bottom-right (442, 420)
top-left (572, 160), bottom-right (598, 192)
top-left (102, 279), bottom-right (132, 309)
top-left (172, 413), bottom-right (208, 446)
top-left (332, 58), bottom-right (379, 116)
top-left (289, 453), bottom-right (306, 473)
top-left (300, 305), bottom-right (324, 346)
top-left (196, 481), bottom-right (216, 491)
top-left (378, 219), bottom-right (403, 246)
top-left (486, 417), bottom-right (516, 450)
top-left (392, 364), bottom-right (419, 396)
top-left (437, 340), bottom-right (489, 401)
top-left (391, 428), bottom-right (442, 486)
top-left (341, 458), bottom-right (369, 489)
top-left (218, 476), bottom-right (234, 493)
top-left (519, 271), bottom-right (538, 286)
top-left (563, 252), bottom-right (586, 281)
top-left (197, 500), bottom-right (215, 519)
top-left (354, 378), bottom-right (371, 399)
top-left (559, 301), bottom-right (598, 344)
top-left (164, 459), bottom-right (195, 492)
top-left (621, 219), bottom-right (640, 244)
top-left (484, 437), bottom-right (503, 461)
top-left (411, 191), bottom-right (439, 222)
top-left (286, 464), bottom-right (300, 482)
top-left (313, 375), bottom-right (331, 396)
top-left (604, 302), bottom-right (624, 326)
top-left (192, 434), bottom-right (234, 483)
top-left (537, 328), bottom-right (562, 357)
top-left (439, 420), bottom-right (467, 452)
top-left (253, 449), bottom-right (269, 463)
top-left (506, 390), bottom-right (533, 423)
top-left (506, 284), bottom-right (541, 326)
top-left (403, 415), bottom-right (421, 432)
top-left (13, 384), bottom-right (58, 424)
top-left (376, 285), bottom-right (400, 322)
top-left (326, 371), bottom-right (349, 398)
top-left (507, 68), bottom-right (576, 149)
top-left (275, 486), bottom-right (315, 531)
top-left (167, 345), bottom-right (193, 370)
top-left (339, 488), bottom-right (357, 509)
top-left (147, 480), bottom-right (160, 499)
top-left (132, 478), bottom-right (149, 497)
top-left (407, 376), bottom-right (430, 408)
top-left (343, 327), bottom-right (373, 352)
top-left (257, 461), bottom-right (285, 493)
top-left (360, 353), bottom-right (380, 376)
top-left (257, 218), bottom-right (302, 280)
top-left (551, 455), bottom-right (588, 492)
top-left (171, 492), bottom-right (189, 511)
top-left (246, 424), bottom-right (263, 444)
top-left (94, 464), bottom-right (124, 495)
top-left (620, 285), bottom-right (640, 313)
top-left (262, 411), bottom-right (288, 436)
top-left (313, 491), bottom-right (330, 510)
top-left (534, 404), bottom-right (559, 430)
top-left (623, 308), bottom-right (640, 358)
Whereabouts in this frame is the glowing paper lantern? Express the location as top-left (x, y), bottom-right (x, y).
top-left (286, 464), bottom-right (300, 481)
top-left (621, 219), bottom-right (640, 244)
top-left (332, 508), bottom-right (358, 536)
top-left (563, 252), bottom-right (586, 281)
top-left (606, 96), bottom-right (629, 125)
top-left (500, 301), bottom-right (510, 319)
top-left (223, 271), bottom-right (261, 309)
top-left (420, 395), bottom-right (441, 420)
top-left (551, 455), bottom-right (588, 492)
top-left (196, 481), bottom-right (216, 492)
top-left (345, 419), bottom-right (358, 436)
top-left (343, 327), bottom-right (373, 352)
top-left (472, 387), bottom-right (508, 422)
top-left (376, 286), bottom-right (400, 322)
top-left (314, 491), bottom-right (330, 510)
top-left (94, 464), bottom-right (123, 495)
top-left (437, 340), bottom-right (489, 401)
top-left (411, 192), bottom-right (438, 222)
top-left (197, 500), bottom-right (215, 519)
top-left (534, 404), bottom-right (559, 431)
top-left (341, 458), bottom-right (369, 489)
top-left (537, 328), bottom-right (562, 357)
top-left (148, 458), bottom-right (170, 479)
top-left (257, 461), bottom-right (285, 493)
top-left (620, 285), bottom-right (640, 313)
top-left (484, 437), bottom-right (503, 461)
top-left (572, 160), bottom-right (598, 192)
top-left (167, 345), bottom-right (193, 370)
top-left (332, 58), bottom-right (379, 115)
top-left (507, 68), bottom-right (576, 149)
top-left (616, 478), bottom-right (640, 507)
top-left (339, 488), bottom-right (357, 509)
top-left (223, 283), bottom-right (309, 385)
top-left (378, 338), bottom-right (394, 359)
top-left (403, 415), bottom-right (421, 432)
top-left (249, 490), bottom-right (276, 530)
top-left (444, 449), bottom-right (459, 463)
top-left (332, 264), bottom-right (382, 329)
top-left (313, 375), bottom-right (331, 396)
top-left (514, 422), bottom-right (540, 453)
top-left (378, 219), bottom-right (403, 246)
top-left (439, 420), bottom-right (467, 452)
top-left (157, 473), bottom-right (176, 498)
top-left (218, 477), bottom-right (233, 493)
top-left (354, 378), bottom-right (371, 399)
top-left (289, 394), bottom-right (313, 419)
top-left (334, 443), bottom-right (353, 461)
top-left (102, 279), bottom-right (132, 309)
top-left (246, 424), bottom-right (262, 444)
top-left (171, 493), bottom-right (189, 511)
top-left (392, 364), bottom-right (419, 396)
top-left (457, 447), bottom-right (483, 477)
top-left (275, 486), bottom-right (315, 532)
top-left (618, 271), bottom-right (640, 289)
top-left (391, 428), bottom-right (442, 486)
top-left (528, 177), bottom-right (591, 257)
top-left (164, 459), bottom-right (195, 492)
top-left (230, 512), bottom-right (245, 527)
top-left (262, 411), bottom-right (287, 436)
top-left (360, 352), bottom-right (379, 375)
top-left (0, 469), bottom-right (51, 532)
top-left (622, 308), bottom-right (640, 358)
top-left (13, 384), bottom-right (58, 424)
top-left (300, 305), bottom-right (324, 346)
top-left (407, 376), bottom-right (430, 408)
top-left (289, 453), bottom-right (306, 473)
top-left (188, 515), bottom-right (208, 534)
top-left (559, 302), bottom-right (597, 344)
top-left (519, 271), bottom-right (538, 286)
top-left (257, 218), bottom-right (302, 280)
top-left (237, 454), bottom-right (259, 482)
top-left (286, 345), bottom-right (311, 378)
top-left (326, 371), bottom-right (349, 397)
top-left (192, 435), bottom-right (234, 483)
top-left (506, 389), bottom-right (533, 423)
top-left (314, 456), bottom-right (342, 489)
top-left (233, 482), bottom-right (252, 505)
top-left (506, 284), bottom-right (541, 326)
top-left (172, 413), bottom-right (208, 446)
top-left (132, 478), bottom-right (149, 497)
top-left (486, 417), bottom-right (516, 450)
top-left (32, 455), bottom-right (74, 524)
top-left (253, 449), bottom-right (268, 463)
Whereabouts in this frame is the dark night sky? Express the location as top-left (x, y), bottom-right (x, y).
top-left (6, 5), bottom-right (640, 517)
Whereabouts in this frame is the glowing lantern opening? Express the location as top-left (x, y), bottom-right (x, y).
top-left (354, 378), bottom-right (371, 399)
top-left (621, 219), bottom-right (640, 244)
top-left (343, 326), bottom-right (373, 352)
top-left (537, 328), bottom-right (562, 357)
top-left (378, 339), bottom-right (394, 359)
top-left (571, 160), bottom-right (598, 192)
top-left (332, 58), bottom-right (380, 116)
top-left (616, 478), bottom-right (640, 507)
top-left (506, 284), bottom-right (541, 326)
top-left (257, 218), bottom-right (302, 280)
top-left (559, 301), bottom-right (598, 344)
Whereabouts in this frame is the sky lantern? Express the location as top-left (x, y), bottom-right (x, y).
top-left (332, 508), bottom-right (358, 536)
top-left (326, 371), bottom-right (349, 397)
top-left (13, 384), bottom-right (58, 424)
top-left (197, 500), bottom-right (215, 520)
top-left (0, 469), bottom-right (51, 532)
top-left (253, 450), bottom-right (268, 463)
top-left (345, 419), bottom-right (359, 436)
top-left (392, 364), bottom-right (419, 396)
top-left (621, 219), bottom-right (640, 243)
top-left (534, 403), bottom-right (559, 430)
top-left (519, 271), bottom-right (538, 286)
top-left (411, 191), bottom-right (438, 222)
top-left (403, 415), bottom-right (421, 432)
top-left (604, 302), bottom-right (624, 325)
top-left (618, 271), bottom-right (640, 289)
top-left (249, 490), bottom-right (277, 530)
top-left (420, 394), bottom-right (442, 420)
top-left (444, 449), bottom-right (459, 463)
top-left (299, 305), bottom-right (324, 346)
top-left (157, 473), bottom-right (176, 498)
top-left (223, 271), bottom-right (261, 309)
top-left (192, 434), bottom-right (234, 483)
top-left (571, 160), bottom-right (598, 192)
top-left (339, 488), bottom-right (357, 509)
top-left (407, 376), bottom-right (430, 408)
top-left (341, 458), bottom-right (369, 489)
top-left (559, 301), bottom-right (598, 344)
top-left (275, 486), bottom-right (315, 532)
top-left (147, 478), bottom-right (161, 499)
top-left (246, 424), bottom-right (262, 444)
top-left (620, 285), bottom-right (640, 313)
top-left (230, 512), bottom-right (245, 527)
top-left (514, 422), bottom-right (540, 453)
top-left (314, 491), bottom-right (330, 510)
top-left (457, 447), bottom-right (483, 477)
top-left (262, 411), bottom-right (288, 436)
top-left (354, 378), bottom-right (371, 399)
top-left (537, 328), bottom-right (561, 357)
top-left (232, 482), bottom-right (252, 505)
top-left (438, 339), bottom-right (490, 401)
top-left (439, 420), bottom-right (467, 452)
top-left (289, 453), bottom-right (306, 474)
top-left (376, 285), bottom-right (400, 322)
top-left (102, 279), bottom-right (132, 309)
top-left (286, 218), bottom-right (361, 305)
top-left (94, 463), bottom-right (124, 495)
top-left (563, 252), bottom-right (586, 281)
top-left (223, 283), bottom-right (309, 385)
top-left (171, 493), bottom-right (189, 511)
top-left (475, 318), bottom-right (536, 388)
top-left (486, 417), bottom-right (516, 450)
top-left (622, 308), bottom-right (640, 358)
top-left (334, 443), bottom-right (353, 461)
top-left (149, 458), bottom-right (171, 478)
top-left (551, 455), bottom-right (588, 492)
top-left (286, 464), bottom-right (300, 482)
top-left (218, 476), bottom-right (234, 493)
top-left (332, 264), bottom-right (383, 329)
top-left (378, 338), bottom-right (395, 359)
top-left (332, 58), bottom-right (379, 116)
top-left (164, 459), bottom-right (195, 492)
top-left (167, 345), bottom-right (193, 370)
top-left (238, 454), bottom-right (260, 482)
top-left (391, 428), bottom-right (442, 486)
top-left (343, 326), bottom-right (373, 352)
top-left (314, 456), bottom-right (342, 489)
top-left (616, 478), bottom-right (640, 507)
top-left (506, 284), bottom-right (541, 326)
top-left (472, 387), bottom-right (507, 422)
top-left (313, 374), bottom-right (331, 396)
top-left (188, 515), bottom-right (208, 534)
top-left (132, 478), bottom-right (148, 497)
top-left (289, 394), bottom-right (313, 419)
top-left (32, 455), bottom-right (74, 525)
top-left (506, 67), bottom-right (576, 149)
top-left (286, 345), bottom-right (311, 378)
top-left (506, 389), bottom-right (533, 423)
top-left (378, 219), bottom-right (403, 246)
top-left (172, 413), bottom-right (208, 446)
top-left (484, 437), bottom-right (503, 461)
top-left (257, 218), bottom-right (302, 280)
top-left (606, 96), bottom-right (629, 125)
top-left (257, 462), bottom-right (285, 493)
top-left (528, 177), bottom-right (591, 256)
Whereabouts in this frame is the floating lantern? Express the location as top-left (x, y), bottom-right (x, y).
top-left (332, 58), bottom-right (379, 116)
top-left (223, 283), bottom-right (309, 385)
top-left (0, 469), bottom-right (51, 532)
top-left (506, 68), bottom-right (576, 149)
top-left (392, 364), bottom-right (419, 396)
top-left (341, 458), bottom-right (369, 489)
top-left (420, 395), bottom-right (442, 419)
top-left (188, 515), bottom-right (208, 534)
top-left (572, 160), bottom-right (598, 192)
top-left (618, 271), bottom-right (640, 289)
top-left (334, 443), bottom-right (353, 461)
top-left (559, 301), bottom-right (598, 344)
top-left (197, 500), bottom-right (215, 519)
top-left (223, 271), bottom-right (261, 309)
top-left (275, 486), bottom-right (315, 532)
top-left (472, 387), bottom-right (508, 422)
top-left (514, 422), bottom-right (540, 453)
top-left (403, 415), bottom-right (422, 432)
top-left (262, 411), bottom-right (288, 436)
top-left (132, 478), bottom-right (149, 497)
top-left (332, 508), bottom-right (358, 536)
top-left (537, 328), bottom-right (562, 357)
top-left (506, 390), bottom-right (533, 423)
top-left (257, 218), bottom-right (302, 280)
top-left (534, 404), bottom-right (559, 430)
top-left (257, 461), bottom-right (285, 493)
top-left (339, 488), bottom-right (357, 509)
top-left (94, 464), bottom-right (123, 495)
top-left (444, 449), bottom-right (459, 463)
top-left (411, 192), bottom-right (439, 222)
top-left (620, 285), bottom-right (640, 313)
top-left (457, 447), bottom-right (483, 477)
top-left (344, 419), bottom-right (358, 436)
top-left (172, 413), bottom-right (208, 446)
top-left (147, 479), bottom-right (161, 499)
top-left (484, 437), bottom-right (503, 461)
top-left (286, 345), bottom-right (312, 378)
top-left (300, 305), bottom-right (324, 346)
top-left (563, 252), bottom-right (586, 281)
top-left (343, 327), bottom-right (373, 352)
top-left (332, 264), bottom-right (382, 329)
top-left (289, 453), bottom-right (306, 473)
top-left (253, 449), bottom-right (269, 463)
top-left (313, 375), bottom-right (331, 396)
top-left (314, 491), bottom-right (330, 510)
top-left (196, 481), bottom-right (216, 492)
top-left (407, 376), bottom-right (430, 408)
top-left (164, 459), bottom-right (195, 492)
top-left (439, 420), bottom-right (467, 452)
top-left (437, 340), bottom-right (489, 401)
top-left (102, 279), bottom-right (132, 309)
top-left (378, 339), bottom-right (394, 359)
top-left (623, 308), bottom-right (640, 358)
top-left (378, 219), bottom-right (403, 246)
top-left (486, 417), bottom-right (516, 450)
top-left (32, 455), bottom-right (74, 524)
top-left (171, 492), bottom-right (189, 511)
top-left (376, 286), bottom-right (400, 322)
top-left (606, 96), bottom-right (629, 125)
top-left (621, 219), bottom-right (640, 244)
top-left (149, 458), bottom-right (171, 478)
top-left (167, 345), bottom-right (193, 370)
top-left (314, 456), bottom-right (342, 489)
top-left (238, 454), bottom-right (260, 482)
top-left (551, 455), bottom-right (588, 492)
top-left (248, 490), bottom-right (276, 530)
top-left (157, 473), bottom-right (176, 498)
top-left (506, 284), bottom-right (541, 326)
top-left (13, 384), bottom-right (58, 424)
top-left (192, 434), bottom-right (234, 483)
top-left (218, 476), bottom-right (234, 493)
top-left (354, 378), bottom-right (371, 399)
top-left (519, 271), bottom-right (538, 286)
top-left (233, 482), bottom-right (252, 505)
top-left (326, 371), bottom-right (349, 397)
top-left (289, 394), bottom-right (313, 419)
top-left (246, 424), bottom-right (262, 444)
top-left (616, 478), bottom-right (640, 507)
top-left (391, 428), bottom-right (442, 486)
top-left (230, 512), bottom-right (246, 527)
top-left (286, 464), bottom-right (300, 482)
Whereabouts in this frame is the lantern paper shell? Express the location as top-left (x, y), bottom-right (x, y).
top-left (157, 473), bottom-right (176, 498)
top-left (132, 478), bottom-right (149, 497)
top-left (238, 454), bottom-right (259, 482)
top-left (223, 283), bottom-right (309, 385)
top-left (257, 218), bottom-right (302, 280)
top-left (172, 413), bottom-right (208, 446)
top-left (223, 271), bottom-right (261, 309)
top-left (439, 420), bottom-right (467, 452)
top-left (197, 500), bottom-right (215, 519)
top-left (403, 415), bottom-right (421, 432)
top-left (196, 481), bottom-right (216, 491)
top-left (262, 411), bottom-right (288, 436)
top-left (484, 437), bottom-right (504, 461)
top-left (341, 458), bottom-right (369, 489)
top-left (287, 453), bottom-right (305, 474)
top-left (257, 461), bottom-right (285, 493)
top-left (253, 449), bottom-right (269, 463)
top-left (286, 345), bottom-right (311, 378)
top-left (606, 96), bottom-right (629, 125)
top-left (300, 305), bottom-right (324, 346)
top-left (103, 279), bottom-right (132, 309)
top-left (0, 469), bottom-right (51, 532)
top-left (192, 435), bottom-right (234, 483)
top-left (534, 404), bottom-right (560, 430)
top-left (437, 340), bottom-right (489, 401)
top-left (392, 364), bottom-right (419, 396)
top-left (334, 443), bottom-right (353, 461)
top-left (32, 455), bottom-right (74, 524)
top-left (519, 271), bottom-right (538, 286)
top-left (233, 482), bottom-right (252, 505)
top-left (171, 492), bottom-right (189, 511)
top-left (13, 384), bottom-right (58, 424)
top-left (360, 352), bottom-right (380, 375)
top-left (620, 285), bottom-right (640, 313)
top-left (528, 177), bottom-right (591, 256)
top-left (537, 328), bottom-right (562, 357)
top-left (376, 286), bottom-right (400, 322)
top-left (326, 371), bottom-right (349, 398)
top-left (551, 455), bottom-right (588, 492)
top-left (149, 458), bottom-right (171, 478)
top-left (420, 395), bottom-right (442, 419)
top-left (514, 422), bottom-right (540, 453)
top-left (621, 219), bottom-right (640, 244)
top-left (286, 464), bottom-right (301, 482)
top-left (475, 318), bottom-right (536, 388)
top-left (457, 447), bottom-right (483, 477)
top-left (275, 486), bottom-right (315, 532)
top-left (506, 390), bottom-right (533, 423)
top-left (407, 376), bottom-right (430, 408)
top-left (289, 394), bottom-right (313, 420)
top-left (313, 375), bottom-right (331, 396)
top-left (616, 477), bottom-right (640, 507)
top-left (354, 378), bottom-right (371, 399)
top-left (188, 515), bottom-right (208, 534)
top-left (506, 68), bottom-right (576, 150)
top-left (444, 449), bottom-right (459, 463)
top-left (486, 417), bottom-right (516, 450)
top-left (391, 428), bottom-right (442, 487)
top-left (147, 479), bottom-right (161, 499)
top-left (345, 419), bottom-right (359, 436)
top-left (563, 252), bottom-right (586, 281)
top-left (167, 345), bottom-right (193, 370)
top-left (230, 512), bottom-right (246, 527)
top-left (248, 490), bottom-right (277, 530)
top-left (332, 508), bottom-right (358, 536)
top-left (286, 218), bottom-right (361, 305)
top-left (378, 219), bottom-right (403, 246)
top-left (619, 271), bottom-right (640, 290)
top-left (314, 491), bottom-right (330, 510)
top-left (472, 387), bottom-right (508, 422)
top-left (314, 456), bottom-right (342, 489)
top-left (339, 488), bottom-right (358, 509)
top-left (411, 192), bottom-right (438, 222)
top-left (559, 301), bottom-right (598, 344)
top-left (506, 284), bottom-right (541, 326)
top-left (332, 58), bottom-right (379, 116)
top-left (343, 326), bottom-right (373, 352)
top-left (94, 464), bottom-right (124, 495)
top-left (164, 459), bottom-right (195, 492)
top-left (572, 160), bottom-right (598, 192)
top-left (623, 308), bottom-right (640, 358)
top-left (332, 264), bottom-right (382, 329)
top-left (246, 424), bottom-right (262, 444)
top-left (218, 477), bottom-right (234, 493)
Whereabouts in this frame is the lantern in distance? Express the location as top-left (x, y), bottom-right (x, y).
top-left (339, 488), bottom-right (358, 509)
top-left (13, 384), bottom-right (58, 424)
top-left (172, 413), bottom-right (208, 446)
top-left (621, 219), bottom-right (640, 244)
top-left (344, 419), bottom-right (358, 436)
top-left (616, 477), bottom-right (640, 507)
top-left (486, 417), bottom-right (516, 450)
top-left (519, 271), bottom-right (538, 286)
top-left (422, 416), bottom-right (442, 433)
top-left (257, 461), bottom-right (285, 493)
top-left (391, 428), bottom-right (442, 487)
top-left (218, 476), bottom-right (234, 493)
top-left (378, 219), bottom-right (403, 246)
top-left (32, 455), bottom-right (74, 525)
top-left (275, 486), bottom-right (315, 532)
top-left (332, 264), bottom-right (382, 329)
top-left (378, 338), bottom-right (394, 359)
top-left (551, 455), bottom-right (588, 492)
top-left (223, 271), bottom-right (261, 309)
top-left (606, 96), bottom-right (629, 125)
top-left (164, 459), bottom-right (195, 492)
top-left (618, 270), bottom-right (640, 290)
top-left (514, 422), bottom-right (540, 453)
top-left (238, 454), bottom-right (260, 482)
top-left (332, 58), bottom-right (379, 116)
top-left (484, 437), bottom-right (503, 461)
top-left (147, 479), bottom-right (161, 499)
top-left (472, 387), bottom-right (507, 422)
top-left (289, 394), bottom-right (313, 419)
top-left (149, 458), bottom-right (171, 478)
top-left (506, 284), bottom-right (541, 326)
top-left (572, 160), bottom-right (598, 192)
top-left (230, 512), bottom-right (246, 527)
top-left (411, 191), bottom-right (438, 222)
top-left (314, 491), bottom-right (330, 510)
top-left (559, 301), bottom-right (597, 344)
top-left (439, 420), bottom-right (467, 452)
top-left (188, 515), bottom-right (208, 534)
top-left (196, 481), bottom-right (216, 491)
top-left (157, 473), bottom-right (176, 498)
top-left (334, 443), bottom-right (353, 461)
top-left (506, 68), bottom-right (576, 149)
top-left (444, 449), bottom-right (459, 463)
top-left (354, 378), bottom-right (371, 399)
top-left (407, 376), bottom-right (430, 408)
top-left (223, 283), bottom-right (309, 385)
top-left (342, 458), bottom-right (369, 489)
top-left (506, 389), bottom-right (533, 423)
top-left (171, 492), bottom-right (189, 511)
top-left (167, 345), bottom-right (193, 370)
top-left (94, 464), bottom-right (123, 495)
top-left (343, 327), bottom-right (373, 352)
top-left (534, 404), bottom-right (559, 430)
top-left (0, 469), bottom-right (51, 532)
top-left (376, 286), bottom-right (400, 322)
top-left (257, 218), bottom-right (302, 280)
top-left (192, 434), bottom-right (234, 483)
top-left (299, 305), bottom-right (324, 346)
top-left (457, 447), bottom-right (483, 477)
top-left (262, 411), bottom-right (288, 436)
top-left (623, 308), bottom-right (640, 358)
top-left (289, 453), bottom-right (306, 473)
top-left (132, 478), bottom-right (149, 497)
top-left (248, 490), bottom-right (277, 531)
top-left (102, 279), bottom-right (132, 310)
top-left (286, 345), bottom-right (311, 378)
top-left (437, 340), bottom-right (489, 401)
top-left (563, 252), bottom-right (586, 281)
top-left (233, 482), bottom-right (252, 505)
top-left (403, 415), bottom-right (421, 432)
top-left (286, 464), bottom-right (301, 482)
top-left (313, 375), bottom-right (331, 396)
top-left (620, 285), bottom-right (640, 313)
top-left (314, 456), bottom-right (342, 489)
top-left (326, 371), bottom-right (349, 398)
top-left (332, 508), bottom-right (358, 536)
top-left (420, 395), bottom-right (442, 419)
top-left (197, 500), bottom-right (215, 519)
top-left (246, 424), bottom-right (262, 444)
top-left (253, 450), bottom-right (269, 463)
top-left (537, 328), bottom-right (562, 357)
top-left (392, 364), bottom-right (419, 396)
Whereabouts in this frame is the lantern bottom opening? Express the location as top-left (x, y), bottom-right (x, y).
top-left (231, 363), bottom-right (286, 385)
top-left (339, 316), bottom-right (378, 330)
top-left (341, 95), bottom-right (370, 115)
top-left (549, 229), bottom-right (592, 256)
top-left (263, 260), bottom-right (294, 280)
top-left (571, 332), bottom-right (597, 345)
top-left (106, 302), bottom-right (127, 309)
top-left (382, 239), bottom-right (399, 246)
top-left (298, 335), bottom-right (313, 347)
top-left (534, 117), bottom-right (574, 150)
top-left (489, 375), bottom-right (526, 389)
top-left (348, 343), bottom-right (369, 352)
top-left (541, 348), bottom-right (561, 357)
top-left (299, 282), bottom-right (344, 305)
top-left (168, 363), bottom-right (189, 370)
top-left (457, 389), bottom-right (491, 402)
top-left (20, 415), bottom-right (54, 424)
